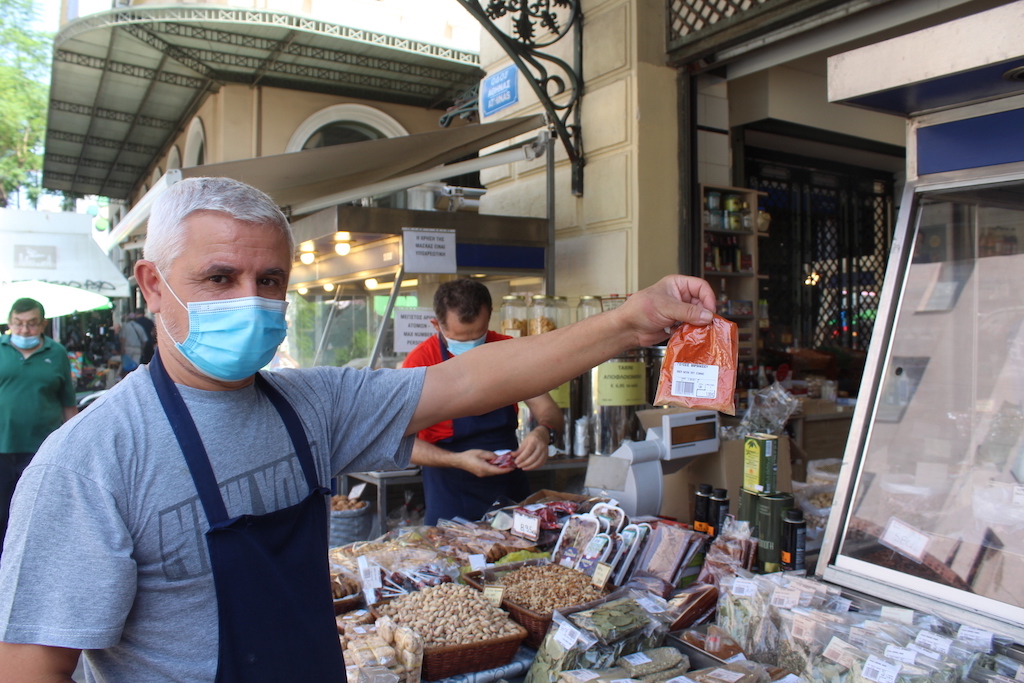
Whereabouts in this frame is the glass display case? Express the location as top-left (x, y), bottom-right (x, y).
top-left (820, 169), bottom-right (1024, 639)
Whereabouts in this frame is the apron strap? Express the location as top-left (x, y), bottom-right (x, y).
top-left (150, 350), bottom-right (230, 524)
top-left (253, 373), bottom-right (320, 494)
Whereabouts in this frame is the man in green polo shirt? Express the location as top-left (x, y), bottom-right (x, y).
top-left (0, 298), bottom-right (77, 555)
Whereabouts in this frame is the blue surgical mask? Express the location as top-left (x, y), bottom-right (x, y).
top-left (443, 332), bottom-right (487, 356)
top-left (10, 334), bottom-right (40, 350)
top-left (159, 273), bottom-right (288, 382)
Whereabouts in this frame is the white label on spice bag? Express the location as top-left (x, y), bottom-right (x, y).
top-left (554, 623), bottom-right (580, 649)
top-left (957, 624), bottom-right (993, 650)
top-left (1013, 486), bottom-right (1024, 507)
top-left (623, 653), bottom-right (652, 666)
top-left (880, 606), bottom-right (915, 625)
top-left (770, 586), bottom-right (801, 609)
top-left (1016, 663), bottom-right (1024, 681)
top-left (705, 669), bottom-right (745, 682)
top-left (791, 613), bottom-right (817, 644)
top-left (907, 643), bottom-right (940, 660)
top-left (671, 362), bottom-right (719, 399)
top-left (776, 676), bottom-right (802, 683)
top-left (863, 655), bottom-right (901, 683)
top-left (725, 653), bottom-right (747, 663)
top-left (915, 630), bottom-right (952, 655)
top-left (832, 597), bottom-right (852, 613)
top-left (884, 645), bottom-right (917, 665)
top-left (636, 596), bottom-right (664, 613)
top-left (563, 670), bottom-right (600, 683)
top-left (823, 636), bottom-right (857, 668)
top-left (665, 677), bottom-right (698, 683)
top-left (731, 577), bottom-right (758, 597)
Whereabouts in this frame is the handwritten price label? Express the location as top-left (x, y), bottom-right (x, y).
top-left (483, 585), bottom-right (505, 607)
top-left (880, 517), bottom-right (929, 561)
top-left (592, 562), bottom-right (613, 589)
top-left (511, 510), bottom-right (540, 541)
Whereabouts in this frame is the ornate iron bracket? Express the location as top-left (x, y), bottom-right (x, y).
top-left (455, 0), bottom-right (584, 196)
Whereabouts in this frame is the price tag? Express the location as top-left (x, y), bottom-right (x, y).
top-left (353, 625), bottom-right (367, 634)
top-left (770, 586), bottom-right (801, 609)
top-left (791, 614), bottom-right (817, 644)
top-left (880, 606), bottom-right (915, 625)
top-left (823, 636), bottom-right (857, 668)
top-left (725, 653), bottom-right (747, 663)
top-left (907, 642), bottom-right (940, 660)
top-left (623, 653), bottom-right (652, 665)
top-left (483, 585), bottom-right (505, 607)
top-left (884, 645), bottom-right (917, 665)
top-left (880, 517), bottom-right (930, 562)
top-left (666, 678), bottom-right (698, 683)
top-left (562, 671), bottom-right (600, 683)
top-left (468, 554), bottom-right (488, 572)
top-left (731, 577), bottom-right (758, 597)
top-left (592, 562), bottom-right (613, 589)
top-left (1013, 486), bottom-right (1024, 507)
top-left (832, 597), bottom-right (852, 612)
top-left (636, 596), bottom-right (665, 613)
top-left (915, 630), bottom-right (952, 655)
top-left (357, 556), bottom-right (382, 589)
top-left (348, 483), bottom-right (366, 500)
top-left (957, 624), bottom-right (994, 650)
top-left (705, 669), bottom-right (745, 682)
top-left (863, 655), bottom-right (901, 683)
top-left (554, 622), bottom-right (581, 649)
top-left (511, 509), bottom-right (540, 541)
top-left (848, 626), bottom-right (874, 649)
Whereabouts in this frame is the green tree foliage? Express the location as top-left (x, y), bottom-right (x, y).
top-left (0, 0), bottom-right (50, 207)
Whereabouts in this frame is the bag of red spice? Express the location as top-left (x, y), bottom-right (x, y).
top-left (653, 315), bottom-right (738, 415)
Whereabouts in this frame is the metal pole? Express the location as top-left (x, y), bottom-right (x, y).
top-left (546, 131), bottom-right (556, 296)
top-left (369, 266), bottom-right (405, 369)
top-left (312, 284), bottom-right (343, 366)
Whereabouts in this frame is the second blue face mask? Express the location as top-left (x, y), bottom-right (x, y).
top-left (160, 273), bottom-right (288, 382)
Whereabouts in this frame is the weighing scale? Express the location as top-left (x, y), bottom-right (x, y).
top-left (584, 410), bottom-right (719, 517)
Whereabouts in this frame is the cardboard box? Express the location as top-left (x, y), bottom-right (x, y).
top-left (659, 435), bottom-right (793, 522)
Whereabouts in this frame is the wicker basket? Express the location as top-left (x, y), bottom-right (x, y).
top-left (420, 622), bottom-right (527, 680)
top-left (370, 602), bottom-right (527, 680)
top-left (463, 559), bottom-right (608, 649)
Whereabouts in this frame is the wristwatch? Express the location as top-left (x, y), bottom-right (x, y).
top-left (539, 423), bottom-right (560, 446)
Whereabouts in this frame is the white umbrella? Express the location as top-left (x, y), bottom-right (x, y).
top-left (0, 280), bottom-right (113, 320)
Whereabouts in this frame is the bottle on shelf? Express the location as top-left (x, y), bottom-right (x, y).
top-left (717, 278), bottom-right (729, 310)
top-left (757, 364), bottom-right (769, 389)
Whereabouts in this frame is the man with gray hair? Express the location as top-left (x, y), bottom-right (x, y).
top-left (0, 177), bottom-right (717, 682)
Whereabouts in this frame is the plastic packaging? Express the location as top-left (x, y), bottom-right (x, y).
top-left (721, 381), bottom-right (800, 441)
top-left (654, 315), bottom-right (738, 415)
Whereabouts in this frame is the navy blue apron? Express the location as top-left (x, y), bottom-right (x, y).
top-left (150, 351), bottom-right (344, 682)
top-left (421, 337), bottom-right (529, 525)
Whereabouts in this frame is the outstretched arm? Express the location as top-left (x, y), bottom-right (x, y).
top-left (407, 275), bottom-right (715, 435)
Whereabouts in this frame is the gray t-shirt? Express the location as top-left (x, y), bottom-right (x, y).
top-left (0, 363), bottom-right (425, 682)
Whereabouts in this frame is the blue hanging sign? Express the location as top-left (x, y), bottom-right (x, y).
top-left (481, 65), bottom-right (519, 118)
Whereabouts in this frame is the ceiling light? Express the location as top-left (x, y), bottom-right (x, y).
top-left (334, 231), bottom-right (352, 242)
top-left (299, 240), bottom-right (316, 252)
top-left (297, 287), bottom-right (308, 295)
top-left (299, 252), bottom-right (315, 265)
top-left (323, 283), bottom-right (335, 292)
top-left (364, 278), bottom-right (378, 290)
top-left (335, 242), bottom-right (351, 256)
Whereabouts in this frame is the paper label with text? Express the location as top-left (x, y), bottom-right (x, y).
top-left (863, 655), bottom-right (901, 683)
top-left (879, 517), bottom-right (930, 562)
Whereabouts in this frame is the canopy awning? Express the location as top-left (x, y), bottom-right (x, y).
top-left (0, 209), bottom-right (130, 298)
top-left (102, 114), bottom-right (547, 252)
top-left (43, 5), bottom-right (483, 200)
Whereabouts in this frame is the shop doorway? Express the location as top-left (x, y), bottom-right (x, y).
top-left (745, 151), bottom-right (895, 392)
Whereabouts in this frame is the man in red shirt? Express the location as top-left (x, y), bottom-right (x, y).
top-left (403, 280), bottom-right (564, 524)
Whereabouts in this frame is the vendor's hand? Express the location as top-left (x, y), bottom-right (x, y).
top-left (615, 275), bottom-right (717, 347)
top-left (512, 428), bottom-right (550, 471)
top-left (456, 449), bottom-right (513, 477)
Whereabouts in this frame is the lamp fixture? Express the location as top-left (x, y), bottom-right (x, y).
top-left (335, 242), bottom-right (351, 256)
top-left (334, 231), bottom-right (352, 242)
top-left (364, 278), bottom-right (378, 290)
top-left (299, 252), bottom-right (315, 265)
top-left (299, 240), bottom-right (316, 252)
top-left (323, 283), bottom-right (335, 292)
top-left (364, 278), bottom-right (419, 291)
top-left (297, 287), bottom-right (308, 295)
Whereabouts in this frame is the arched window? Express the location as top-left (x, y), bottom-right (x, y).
top-left (183, 117), bottom-right (206, 167)
top-left (150, 167), bottom-right (162, 186)
top-left (285, 104), bottom-right (408, 153)
top-left (166, 146), bottom-right (181, 171)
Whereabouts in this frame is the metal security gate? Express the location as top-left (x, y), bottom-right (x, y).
top-left (746, 153), bottom-right (893, 352)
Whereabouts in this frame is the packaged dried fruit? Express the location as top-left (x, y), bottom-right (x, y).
top-left (654, 315), bottom-right (738, 415)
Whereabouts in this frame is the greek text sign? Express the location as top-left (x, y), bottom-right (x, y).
top-left (402, 228), bottom-right (457, 274)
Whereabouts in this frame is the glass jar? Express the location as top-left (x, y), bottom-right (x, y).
top-left (577, 295), bottom-right (603, 322)
top-left (499, 295), bottom-right (528, 337)
top-left (552, 296), bottom-right (571, 329)
top-left (529, 295), bottom-right (557, 335)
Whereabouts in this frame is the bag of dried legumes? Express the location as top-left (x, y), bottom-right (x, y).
top-left (654, 315), bottom-right (737, 415)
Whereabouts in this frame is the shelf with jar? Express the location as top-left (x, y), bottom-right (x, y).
top-left (700, 184), bottom-right (767, 367)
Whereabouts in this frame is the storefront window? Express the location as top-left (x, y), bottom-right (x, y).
top-left (834, 178), bottom-right (1024, 622)
top-left (279, 290), bottom-right (418, 369)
